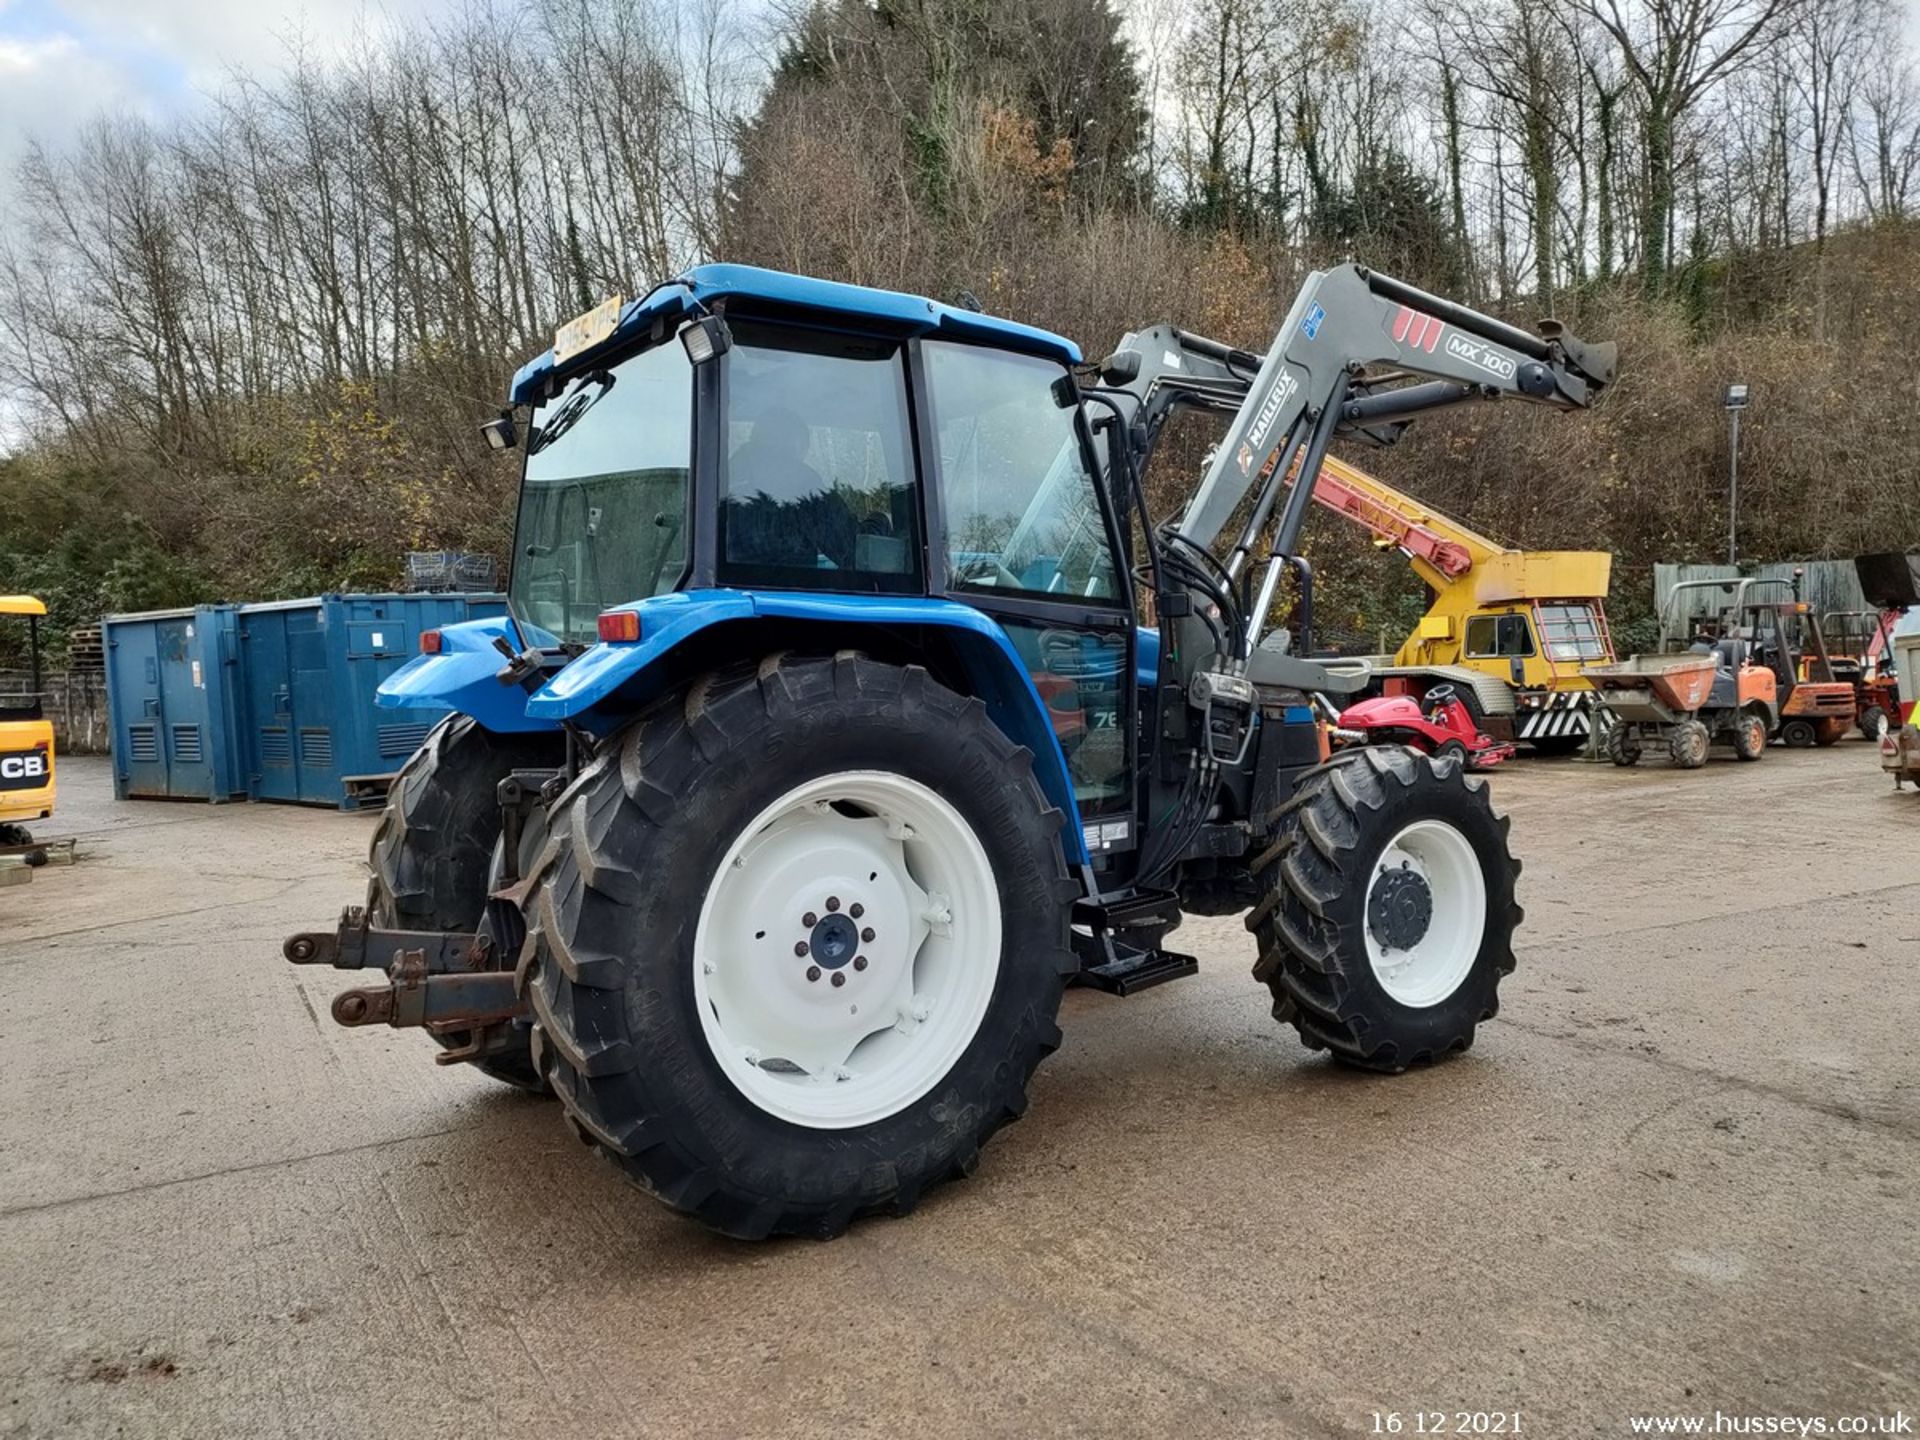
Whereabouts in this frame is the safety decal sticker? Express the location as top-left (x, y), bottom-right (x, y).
top-left (1391, 304), bottom-right (1444, 354)
top-left (1302, 303), bottom-right (1325, 340)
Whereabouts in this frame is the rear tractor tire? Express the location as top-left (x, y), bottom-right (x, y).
top-left (1607, 725), bottom-right (1643, 767)
top-left (1668, 718), bottom-right (1710, 769)
top-left (522, 654), bottom-right (1077, 1239)
top-left (1245, 747), bottom-right (1522, 1074)
top-left (1731, 709), bottom-right (1768, 762)
top-left (368, 714), bottom-right (565, 1091)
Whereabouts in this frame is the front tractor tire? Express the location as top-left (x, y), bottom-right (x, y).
top-left (368, 714), bottom-right (565, 1090)
top-left (1246, 748), bottom-right (1522, 1073)
top-left (523, 655), bottom-right (1076, 1240)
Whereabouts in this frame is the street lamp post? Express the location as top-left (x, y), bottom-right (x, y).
top-left (1724, 383), bottom-right (1750, 565)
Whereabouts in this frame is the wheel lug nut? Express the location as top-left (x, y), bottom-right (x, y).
top-left (849, 903), bottom-right (864, 919)
top-left (853, 956), bottom-right (868, 972)
top-left (802, 911), bottom-right (818, 928)
top-left (806, 965), bottom-right (821, 982)
top-left (794, 942), bottom-right (810, 957)
top-left (826, 896), bottom-right (841, 912)
top-left (860, 927), bottom-right (875, 943)
top-left (830, 972), bottom-right (846, 988)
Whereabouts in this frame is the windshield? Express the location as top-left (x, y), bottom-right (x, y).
top-left (1536, 603), bottom-right (1608, 662)
top-left (510, 340), bottom-right (692, 643)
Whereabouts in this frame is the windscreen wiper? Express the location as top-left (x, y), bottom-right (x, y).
top-left (527, 369), bottom-right (616, 457)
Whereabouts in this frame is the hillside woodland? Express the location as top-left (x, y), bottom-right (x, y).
top-left (2, 0), bottom-right (1917, 661)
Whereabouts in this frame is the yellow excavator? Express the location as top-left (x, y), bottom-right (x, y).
top-left (1299, 456), bottom-right (1616, 751)
top-left (1, 595), bottom-right (55, 845)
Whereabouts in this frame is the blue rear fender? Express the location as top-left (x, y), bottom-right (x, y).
top-left (528, 590), bottom-right (1093, 864)
top-left (374, 614), bottom-right (564, 735)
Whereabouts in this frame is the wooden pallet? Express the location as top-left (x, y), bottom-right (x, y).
top-left (66, 625), bottom-right (105, 673)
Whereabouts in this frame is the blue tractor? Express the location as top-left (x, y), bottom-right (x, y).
top-left (286, 263), bottom-right (1613, 1238)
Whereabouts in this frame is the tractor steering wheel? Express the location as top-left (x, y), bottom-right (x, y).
top-left (953, 555), bottom-right (1025, 589)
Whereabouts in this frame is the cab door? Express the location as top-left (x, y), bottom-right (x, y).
top-left (918, 339), bottom-right (1136, 861)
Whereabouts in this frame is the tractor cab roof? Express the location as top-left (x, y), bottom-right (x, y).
top-left (510, 263), bottom-right (1080, 406)
top-left (0, 595), bottom-right (47, 617)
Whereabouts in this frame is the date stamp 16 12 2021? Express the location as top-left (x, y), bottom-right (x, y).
top-left (1372, 1414), bottom-right (1524, 1435)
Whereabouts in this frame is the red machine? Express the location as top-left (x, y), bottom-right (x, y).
top-left (1339, 684), bottom-right (1516, 770)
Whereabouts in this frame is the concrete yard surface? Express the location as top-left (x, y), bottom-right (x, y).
top-left (1, 752), bottom-right (1916, 1438)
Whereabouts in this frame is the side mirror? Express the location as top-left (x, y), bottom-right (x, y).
top-left (1099, 349), bottom-right (1142, 385)
top-left (480, 410), bottom-right (518, 451)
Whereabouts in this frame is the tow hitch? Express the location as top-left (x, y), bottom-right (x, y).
top-left (284, 907), bottom-right (526, 1057)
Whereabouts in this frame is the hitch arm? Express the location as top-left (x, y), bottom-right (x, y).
top-left (283, 906), bottom-right (526, 1040)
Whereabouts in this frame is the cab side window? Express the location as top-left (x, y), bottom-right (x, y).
top-left (1466, 613), bottom-right (1535, 658)
top-left (718, 324), bottom-right (921, 592)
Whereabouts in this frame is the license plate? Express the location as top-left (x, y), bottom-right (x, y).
top-left (553, 295), bottom-right (625, 363)
top-left (0, 748), bottom-right (49, 790)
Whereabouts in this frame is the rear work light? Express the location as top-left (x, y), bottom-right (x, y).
top-left (419, 630), bottom-right (444, 655)
top-left (597, 611), bottom-right (642, 644)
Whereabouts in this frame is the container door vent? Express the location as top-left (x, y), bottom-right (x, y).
top-left (300, 728), bottom-right (334, 769)
top-left (259, 727), bottom-right (292, 765)
top-left (128, 724), bottom-right (160, 763)
top-left (171, 725), bottom-right (203, 764)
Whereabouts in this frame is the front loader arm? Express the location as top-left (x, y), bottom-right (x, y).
top-left (1099, 264), bottom-right (1614, 570)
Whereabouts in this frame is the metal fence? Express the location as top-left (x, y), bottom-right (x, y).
top-left (1652, 561), bottom-right (1870, 624)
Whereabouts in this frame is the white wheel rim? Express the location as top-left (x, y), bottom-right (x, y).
top-left (692, 771), bottom-right (1002, 1129)
top-left (1363, 819), bottom-right (1486, 1009)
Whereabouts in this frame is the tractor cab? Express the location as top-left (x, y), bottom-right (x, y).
top-left (0, 595), bottom-right (55, 845)
top-left (484, 266), bottom-right (1139, 844)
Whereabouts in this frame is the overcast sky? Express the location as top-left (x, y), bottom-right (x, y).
top-left (0, 0), bottom-right (448, 180)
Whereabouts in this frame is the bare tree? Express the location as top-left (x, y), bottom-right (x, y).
top-left (1573, 0), bottom-right (1803, 293)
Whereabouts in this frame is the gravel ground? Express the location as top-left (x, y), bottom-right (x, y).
top-left (1, 749), bottom-right (1915, 1438)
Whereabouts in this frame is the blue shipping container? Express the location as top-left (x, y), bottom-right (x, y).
top-left (104, 593), bottom-right (505, 809)
top-left (102, 605), bottom-right (247, 801)
top-left (234, 593), bottom-right (505, 808)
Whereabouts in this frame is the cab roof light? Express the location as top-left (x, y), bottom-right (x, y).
top-left (679, 315), bottom-right (733, 365)
top-left (420, 630), bottom-right (444, 655)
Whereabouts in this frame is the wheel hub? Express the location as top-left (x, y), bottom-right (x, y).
top-left (1367, 866), bottom-right (1434, 951)
top-left (692, 772), bottom-right (1003, 1129)
top-left (1362, 819), bottom-right (1487, 1009)
top-left (807, 912), bottom-right (860, 970)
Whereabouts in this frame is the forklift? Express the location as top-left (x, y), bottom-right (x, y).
top-left (1725, 582), bottom-right (1855, 747)
top-left (0, 595), bottom-right (56, 846)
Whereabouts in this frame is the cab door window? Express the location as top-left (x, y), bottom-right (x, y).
top-left (923, 341), bottom-right (1120, 604)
